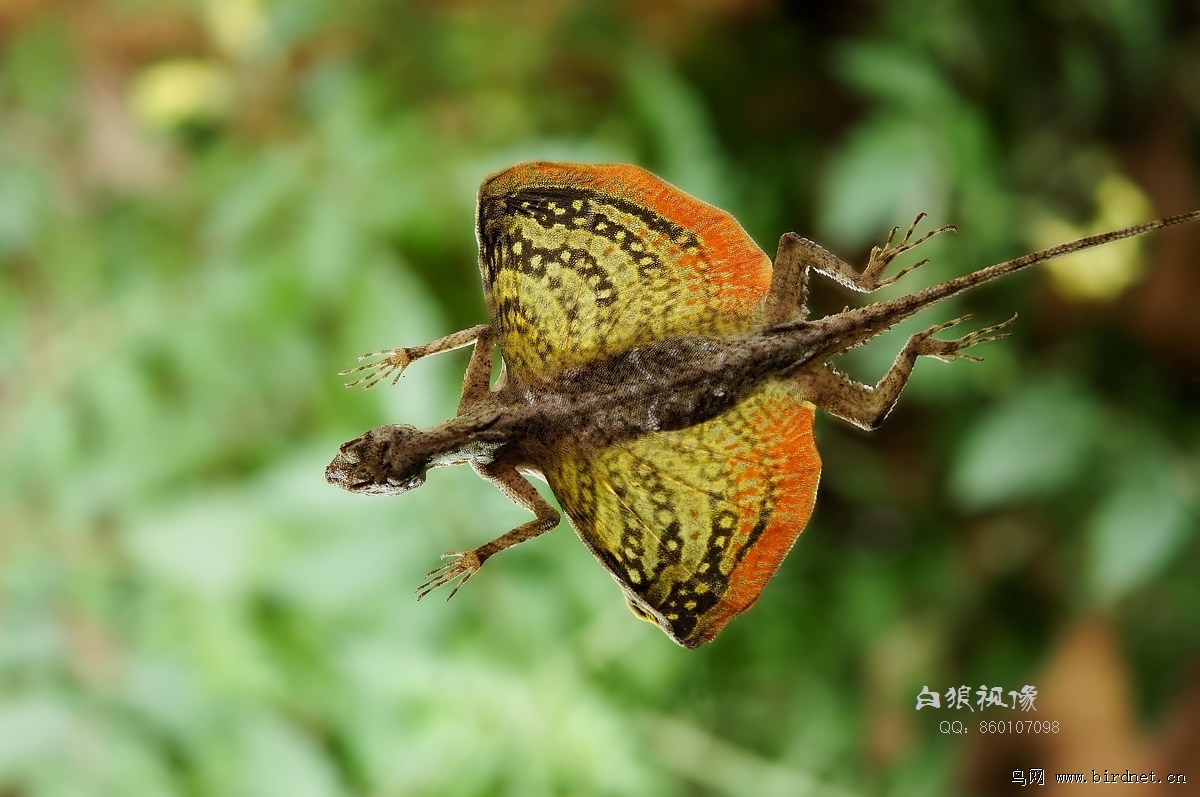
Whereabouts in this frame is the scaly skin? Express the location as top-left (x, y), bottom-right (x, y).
top-left (327, 162), bottom-right (1200, 648)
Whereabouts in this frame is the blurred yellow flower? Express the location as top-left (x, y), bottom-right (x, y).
top-left (206, 0), bottom-right (268, 58)
top-left (1035, 175), bottom-right (1155, 301)
top-left (128, 59), bottom-right (233, 130)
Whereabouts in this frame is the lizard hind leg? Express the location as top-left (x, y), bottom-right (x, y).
top-left (794, 313), bottom-right (1017, 431)
top-left (859, 214), bottom-right (957, 292)
top-left (765, 215), bottom-right (956, 328)
top-left (910, 313), bottom-right (1017, 363)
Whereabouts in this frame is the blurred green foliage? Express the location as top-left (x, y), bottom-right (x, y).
top-left (2, 2), bottom-right (1199, 795)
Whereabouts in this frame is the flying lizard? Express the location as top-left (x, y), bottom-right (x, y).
top-left (326, 162), bottom-right (1200, 648)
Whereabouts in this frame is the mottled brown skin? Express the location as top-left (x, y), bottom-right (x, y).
top-left (327, 204), bottom-right (1200, 617)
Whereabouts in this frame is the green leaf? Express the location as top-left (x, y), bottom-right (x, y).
top-left (949, 379), bottom-right (1101, 509)
top-left (817, 117), bottom-right (948, 247)
top-left (0, 697), bottom-right (73, 779)
top-left (1087, 457), bottom-right (1197, 604)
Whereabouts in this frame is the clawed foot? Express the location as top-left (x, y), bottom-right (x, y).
top-left (416, 550), bottom-right (484, 601)
top-left (339, 348), bottom-right (412, 389)
top-left (912, 313), bottom-right (1018, 363)
top-left (862, 213), bottom-right (956, 290)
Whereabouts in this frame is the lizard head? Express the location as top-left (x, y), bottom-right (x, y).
top-left (325, 424), bottom-right (429, 495)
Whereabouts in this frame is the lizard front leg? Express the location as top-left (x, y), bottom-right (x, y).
top-left (454, 324), bottom-right (497, 412)
top-left (794, 314), bottom-right (1016, 430)
top-left (416, 461), bottom-right (561, 600)
top-left (341, 323), bottom-right (494, 389)
top-left (765, 215), bottom-right (956, 327)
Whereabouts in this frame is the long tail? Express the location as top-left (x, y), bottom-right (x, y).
top-left (801, 209), bottom-right (1200, 357)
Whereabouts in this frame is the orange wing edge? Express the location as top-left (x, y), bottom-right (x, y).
top-left (681, 401), bottom-right (821, 648)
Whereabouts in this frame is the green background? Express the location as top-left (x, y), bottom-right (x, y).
top-left (3, 2), bottom-right (1199, 795)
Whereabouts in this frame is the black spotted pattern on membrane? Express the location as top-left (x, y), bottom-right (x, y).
top-left (492, 295), bottom-right (555, 366)
top-left (478, 185), bottom-right (705, 295)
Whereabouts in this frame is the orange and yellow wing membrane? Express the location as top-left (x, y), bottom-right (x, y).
top-left (479, 162), bottom-right (816, 645)
top-left (543, 381), bottom-right (821, 648)
top-left (476, 162), bottom-right (772, 383)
